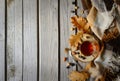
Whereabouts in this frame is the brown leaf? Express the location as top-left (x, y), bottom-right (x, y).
top-left (68, 71), bottom-right (90, 81)
top-left (85, 61), bottom-right (95, 71)
top-left (95, 75), bottom-right (106, 81)
top-left (71, 16), bottom-right (90, 32)
top-left (69, 32), bottom-right (83, 50)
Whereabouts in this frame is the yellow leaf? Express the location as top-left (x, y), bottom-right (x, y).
top-left (69, 32), bottom-right (83, 48)
top-left (68, 71), bottom-right (90, 81)
top-left (71, 16), bottom-right (90, 32)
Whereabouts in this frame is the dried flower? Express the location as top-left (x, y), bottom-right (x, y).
top-left (64, 48), bottom-right (70, 54)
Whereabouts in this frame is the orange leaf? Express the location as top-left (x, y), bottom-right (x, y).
top-left (71, 16), bottom-right (89, 32)
top-left (68, 71), bottom-right (90, 81)
top-left (69, 32), bottom-right (83, 47)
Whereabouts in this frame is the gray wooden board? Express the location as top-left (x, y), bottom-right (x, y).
top-left (7, 0), bottom-right (23, 81)
top-left (23, 0), bottom-right (37, 81)
top-left (60, 0), bottom-right (77, 81)
top-left (0, 0), bottom-right (5, 81)
top-left (39, 0), bottom-right (58, 81)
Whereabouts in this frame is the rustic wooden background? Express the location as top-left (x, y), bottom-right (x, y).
top-left (0, 0), bottom-right (84, 81)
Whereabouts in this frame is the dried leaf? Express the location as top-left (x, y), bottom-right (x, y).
top-left (85, 61), bottom-right (95, 71)
top-left (95, 75), bottom-right (106, 81)
top-left (63, 57), bottom-right (68, 62)
top-left (68, 71), bottom-right (90, 81)
top-left (69, 32), bottom-right (83, 49)
top-left (71, 16), bottom-right (90, 32)
top-left (64, 48), bottom-right (70, 54)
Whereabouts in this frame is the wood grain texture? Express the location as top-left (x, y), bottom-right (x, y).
top-left (39, 0), bottom-right (58, 81)
top-left (60, 0), bottom-right (76, 81)
top-left (23, 0), bottom-right (37, 81)
top-left (78, 0), bottom-right (90, 17)
top-left (7, 0), bottom-right (23, 81)
top-left (0, 0), bottom-right (5, 81)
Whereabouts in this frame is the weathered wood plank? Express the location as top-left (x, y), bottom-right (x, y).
top-left (39, 0), bottom-right (58, 81)
top-left (23, 0), bottom-right (37, 81)
top-left (60, 0), bottom-right (76, 81)
top-left (0, 0), bottom-right (5, 81)
top-left (7, 0), bottom-right (23, 81)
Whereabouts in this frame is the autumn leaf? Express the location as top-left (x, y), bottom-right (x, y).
top-left (85, 61), bottom-right (95, 71)
top-left (64, 48), bottom-right (70, 54)
top-left (69, 32), bottom-right (83, 51)
top-left (71, 16), bottom-right (90, 32)
top-left (68, 71), bottom-right (90, 81)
